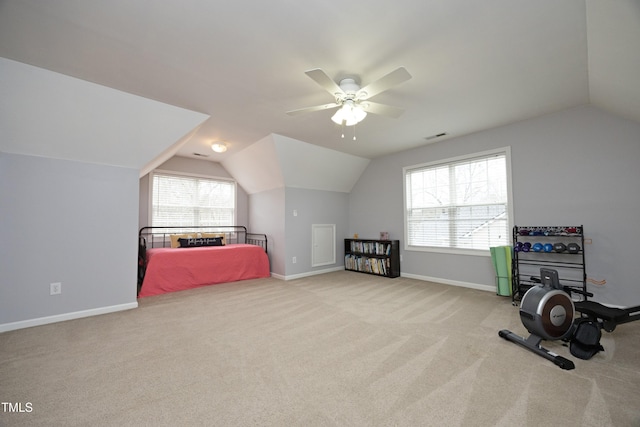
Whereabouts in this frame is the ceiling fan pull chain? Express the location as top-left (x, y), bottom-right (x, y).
top-left (353, 124), bottom-right (357, 141)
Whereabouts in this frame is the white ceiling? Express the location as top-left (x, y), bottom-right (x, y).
top-left (0, 0), bottom-right (638, 162)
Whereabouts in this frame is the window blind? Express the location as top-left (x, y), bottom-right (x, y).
top-left (405, 151), bottom-right (509, 251)
top-left (151, 172), bottom-right (235, 227)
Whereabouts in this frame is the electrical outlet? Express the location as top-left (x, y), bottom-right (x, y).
top-left (50, 282), bottom-right (62, 295)
top-left (292, 256), bottom-right (297, 264)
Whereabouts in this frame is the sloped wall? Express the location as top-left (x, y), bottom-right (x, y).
top-left (0, 59), bottom-right (211, 330)
top-left (223, 133), bottom-right (369, 278)
top-left (272, 134), bottom-right (370, 193)
top-left (222, 134), bottom-right (369, 195)
top-left (0, 58), bottom-right (209, 171)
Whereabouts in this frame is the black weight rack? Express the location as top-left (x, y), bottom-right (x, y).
top-left (512, 225), bottom-right (587, 304)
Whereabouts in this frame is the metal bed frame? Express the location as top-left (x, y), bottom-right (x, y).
top-left (137, 225), bottom-right (268, 291)
top-left (139, 225), bottom-right (267, 251)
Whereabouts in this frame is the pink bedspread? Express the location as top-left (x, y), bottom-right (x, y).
top-left (138, 244), bottom-right (270, 297)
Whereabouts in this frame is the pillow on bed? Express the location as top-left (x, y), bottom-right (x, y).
top-left (170, 233), bottom-right (197, 248)
top-left (201, 233), bottom-right (227, 245)
top-left (178, 237), bottom-right (224, 247)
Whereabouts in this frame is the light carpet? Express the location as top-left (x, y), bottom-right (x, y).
top-left (1, 272), bottom-right (639, 426)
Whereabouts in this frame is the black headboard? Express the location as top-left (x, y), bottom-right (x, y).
top-left (138, 225), bottom-right (267, 253)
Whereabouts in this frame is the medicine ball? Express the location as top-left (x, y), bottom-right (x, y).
top-left (532, 243), bottom-right (544, 252)
top-left (567, 242), bottom-right (580, 254)
top-left (522, 242), bottom-right (531, 252)
top-left (554, 242), bottom-right (567, 253)
top-left (543, 243), bottom-right (553, 252)
top-left (514, 242), bottom-right (523, 252)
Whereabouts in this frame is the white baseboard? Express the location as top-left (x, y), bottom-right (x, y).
top-left (272, 266), bottom-right (345, 281)
top-left (271, 268), bottom-right (496, 292)
top-left (401, 272), bottom-right (496, 293)
top-left (0, 302), bottom-right (138, 333)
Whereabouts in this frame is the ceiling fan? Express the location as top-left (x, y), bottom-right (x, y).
top-left (286, 67), bottom-right (412, 127)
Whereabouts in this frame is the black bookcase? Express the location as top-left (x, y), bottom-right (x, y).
top-left (344, 239), bottom-right (400, 278)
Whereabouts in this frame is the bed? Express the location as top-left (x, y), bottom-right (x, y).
top-left (137, 226), bottom-right (269, 297)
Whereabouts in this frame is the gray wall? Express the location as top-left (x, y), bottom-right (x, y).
top-left (4, 104), bottom-right (636, 330)
top-left (249, 187), bottom-right (285, 276)
top-left (0, 152), bottom-right (139, 326)
top-left (348, 105), bottom-right (640, 306)
top-left (284, 188), bottom-right (349, 277)
top-left (247, 187), bottom-right (349, 278)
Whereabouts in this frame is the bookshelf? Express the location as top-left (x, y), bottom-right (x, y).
top-left (344, 239), bottom-right (400, 278)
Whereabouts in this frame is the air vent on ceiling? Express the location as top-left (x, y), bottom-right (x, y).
top-left (193, 152), bottom-right (210, 158)
top-left (424, 132), bottom-right (447, 141)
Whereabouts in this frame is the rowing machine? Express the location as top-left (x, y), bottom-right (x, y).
top-left (499, 268), bottom-right (576, 370)
top-left (574, 298), bottom-right (640, 332)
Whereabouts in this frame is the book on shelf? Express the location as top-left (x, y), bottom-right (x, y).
top-left (349, 240), bottom-right (391, 255)
top-left (345, 254), bottom-right (391, 276)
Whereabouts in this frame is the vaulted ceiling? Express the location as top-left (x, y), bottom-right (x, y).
top-left (1, 0), bottom-right (638, 162)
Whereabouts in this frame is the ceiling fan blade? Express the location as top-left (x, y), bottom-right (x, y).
top-left (305, 69), bottom-right (346, 97)
top-left (360, 101), bottom-right (405, 118)
top-left (357, 67), bottom-right (412, 100)
top-left (286, 102), bottom-right (340, 116)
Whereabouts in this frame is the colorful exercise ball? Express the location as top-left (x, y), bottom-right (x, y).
top-left (532, 243), bottom-right (544, 252)
top-left (543, 243), bottom-right (553, 252)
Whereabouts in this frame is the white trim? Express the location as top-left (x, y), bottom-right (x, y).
top-left (404, 245), bottom-right (492, 257)
top-left (403, 146), bottom-right (509, 172)
top-left (272, 266), bottom-right (344, 281)
top-left (403, 146), bottom-right (513, 254)
top-left (401, 272), bottom-right (496, 293)
top-left (311, 224), bottom-right (336, 267)
top-left (271, 268), bottom-right (496, 292)
top-left (0, 302), bottom-right (138, 333)
top-left (153, 168), bottom-right (236, 182)
top-left (149, 170), bottom-right (238, 227)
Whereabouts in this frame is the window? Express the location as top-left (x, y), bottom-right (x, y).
top-left (404, 148), bottom-right (511, 254)
top-left (151, 172), bottom-right (236, 227)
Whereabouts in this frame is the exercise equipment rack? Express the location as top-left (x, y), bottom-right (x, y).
top-left (512, 225), bottom-right (587, 304)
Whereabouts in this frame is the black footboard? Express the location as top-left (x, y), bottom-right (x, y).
top-left (247, 233), bottom-right (268, 254)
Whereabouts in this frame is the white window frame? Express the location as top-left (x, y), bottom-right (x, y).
top-left (148, 170), bottom-right (237, 227)
top-left (403, 147), bottom-right (513, 257)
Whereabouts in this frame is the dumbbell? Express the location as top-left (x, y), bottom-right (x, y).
top-left (567, 242), bottom-right (581, 254)
top-left (554, 242), bottom-right (567, 253)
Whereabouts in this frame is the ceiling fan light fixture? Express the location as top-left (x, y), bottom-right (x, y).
top-left (331, 101), bottom-right (367, 126)
top-left (211, 142), bottom-right (227, 153)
